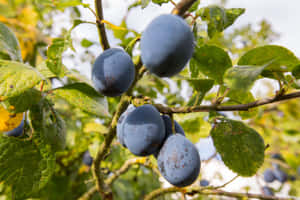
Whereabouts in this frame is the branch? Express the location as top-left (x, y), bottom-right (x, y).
top-left (86, 59), bottom-right (144, 200)
top-left (95, 0), bottom-right (110, 50)
top-left (171, 0), bottom-right (197, 16)
top-left (144, 187), bottom-right (297, 200)
top-left (154, 91), bottom-right (300, 114)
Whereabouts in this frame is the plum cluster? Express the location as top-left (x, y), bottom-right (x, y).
top-left (117, 104), bottom-right (201, 187)
top-left (92, 14), bottom-right (194, 97)
top-left (91, 13), bottom-right (199, 187)
top-left (262, 153), bottom-right (299, 196)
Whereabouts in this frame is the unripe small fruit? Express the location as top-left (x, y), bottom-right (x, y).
top-left (123, 104), bottom-right (165, 156)
top-left (141, 14), bottom-right (194, 77)
top-left (157, 134), bottom-right (200, 187)
top-left (92, 48), bottom-right (135, 97)
top-left (200, 179), bottom-right (209, 187)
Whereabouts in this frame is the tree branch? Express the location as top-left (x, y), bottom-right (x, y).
top-left (144, 187), bottom-right (297, 200)
top-left (95, 0), bottom-right (110, 50)
top-left (171, 0), bottom-right (198, 16)
top-left (154, 91), bottom-right (300, 114)
top-left (87, 59), bottom-right (144, 200)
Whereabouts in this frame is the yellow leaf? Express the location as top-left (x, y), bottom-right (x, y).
top-left (0, 105), bottom-right (23, 132)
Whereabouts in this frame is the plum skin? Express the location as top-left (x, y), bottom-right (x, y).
top-left (141, 14), bottom-right (194, 77)
top-left (157, 134), bottom-right (201, 187)
top-left (4, 119), bottom-right (24, 137)
top-left (263, 169), bottom-right (275, 183)
top-left (153, 115), bottom-right (185, 157)
top-left (83, 151), bottom-right (93, 166)
top-left (117, 105), bottom-right (136, 148)
top-left (92, 48), bottom-right (135, 97)
top-left (123, 104), bottom-right (166, 156)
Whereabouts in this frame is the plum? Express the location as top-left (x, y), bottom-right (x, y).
top-left (83, 151), bottom-right (93, 166)
top-left (4, 119), bottom-right (24, 137)
top-left (262, 186), bottom-right (274, 196)
top-left (200, 179), bottom-right (209, 187)
top-left (153, 115), bottom-right (185, 157)
top-left (92, 48), bottom-right (135, 97)
top-left (141, 14), bottom-right (194, 77)
top-left (263, 169), bottom-right (275, 183)
top-left (157, 134), bottom-right (200, 187)
top-left (273, 169), bottom-right (288, 183)
top-left (123, 104), bottom-right (165, 156)
top-left (117, 105), bottom-right (136, 147)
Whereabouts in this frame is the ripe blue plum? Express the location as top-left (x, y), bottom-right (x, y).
top-left (92, 48), bottom-right (135, 97)
top-left (123, 104), bottom-right (166, 156)
top-left (273, 169), bottom-right (288, 183)
top-left (141, 14), bottom-right (194, 77)
top-left (153, 115), bottom-right (185, 157)
top-left (262, 186), bottom-right (274, 196)
top-left (157, 134), bottom-right (201, 187)
top-left (4, 119), bottom-right (24, 137)
top-left (263, 169), bottom-right (275, 183)
top-left (117, 105), bottom-right (136, 148)
top-left (83, 151), bottom-right (93, 166)
top-left (200, 179), bottom-right (209, 187)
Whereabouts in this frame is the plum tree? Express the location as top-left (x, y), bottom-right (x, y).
top-left (117, 105), bottom-right (136, 147)
top-left (153, 115), bottom-right (185, 157)
top-left (200, 179), bottom-right (209, 187)
top-left (123, 104), bottom-right (165, 156)
top-left (92, 48), bottom-right (135, 97)
top-left (157, 134), bottom-right (200, 187)
top-left (140, 14), bottom-right (194, 77)
top-left (4, 119), bottom-right (24, 137)
top-left (82, 151), bottom-right (93, 167)
top-left (263, 169), bottom-right (275, 183)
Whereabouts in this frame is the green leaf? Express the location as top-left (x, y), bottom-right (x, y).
top-left (292, 64), bottom-right (300, 79)
top-left (141, 0), bottom-right (150, 8)
top-left (189, 0), bottom-right (200, 12)
top-left (210, 118), bottom-right (265, 176)
top-left (2, 88), bottom-right (42, 113)
top-left (187, 78), bottom-right (214, 93)
top-left (152, 0), bottom-right (169, 6)
top-left (51, 83), bottom-right (110, 117)
top-left (0, 136), bottom-right (51, 199)
top-left (0, 60), bottom-right (42, 100)
top-left (80, 38), bottom-right (94, 48)
top-left (30, 100), bottom-right (66, 152)
top-left (0, 22), bottom-right (22, 61)
top-left (224, 8), bottom-right (245, 28)
top-left (190, 45), bottom-right (232, 83)
top-left (224, 63), bottom-right (270, 91)
top-left (36, 61), bottom-right (56, 79)
top-left (238, 45), bottom-right (300, 72)
top-left (198, 6), bottom-right (245, 38)
top-left (46, 37), bottom-right (71, 77)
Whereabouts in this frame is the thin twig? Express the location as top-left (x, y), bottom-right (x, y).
top-left (171, 0), bottom-right (198, 16)
top-left (95, 0), bottom-right (110, 50)
top-left (154, 91), bottom-right (300, 114)
top-left (144, 187), bottom-right (297, 200)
